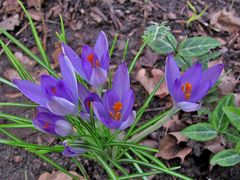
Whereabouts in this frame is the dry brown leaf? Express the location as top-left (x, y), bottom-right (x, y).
top-left (3, 69), bottom-right (20, 81)
top-left (163, 115), bottom-right (186, 132)
top-left (234, 93), bottom-right (240, 107)
top-left (0, 14), bottom-right (20, 31)
top-left (27, 0), bottom-right (44, 9)
top-left (4, 92), bottom-right (23, 99)
top-left (156, 135), bottom-right (192, 162)
top-left (29, 10), bottom-right (44, 21)
top-left (139, 48), bottom-right (158, 68)
top-left (51, 46), bottom-right (62, 67)
top-left (136, 68), bottom-right (168, 98)
top-left (218, 74), bottom-right (238, 95)
top-left (210, 9), bottom-right (240, 33)
top-left (38, 171), bottom-right (84, 180)
top-left (208, 58), bottom-right (238, 95)
top-left (140, 139), bottom-right (159, 149)
top-left (14, 52), bottom-right (36, 71)
top-left (169, 132), bottom-right (188, 144)
top-left (204, 137), bottom-right (224, 154)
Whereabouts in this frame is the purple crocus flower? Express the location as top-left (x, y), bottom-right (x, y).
top-left (33, 107), bottom-right (73, 136)
top-left (62, 140), bottom-right (87, 157)
top-left (165, 54), bottom-right (224, 112)
top-left (62, 31), bottom-right (109, 87)
top-left (92, 63), bottom-right (136, 130)
top-left (13, 54), bottom-right (79, 116)
top-left (77, 83), bottom-right (101, 120)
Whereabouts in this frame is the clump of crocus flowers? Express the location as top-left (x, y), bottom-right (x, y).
top-left (13, 31), bottom-right (223, 157)
top-left (13, 31), bottom-right (135, 156)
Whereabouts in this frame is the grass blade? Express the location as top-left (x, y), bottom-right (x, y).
top-left (0, 124), bottom-right (34, 128)
top-left (129, 42), bottom-right (146, 73)
top-left (0, 40), bottom-right (33, 81)
top-left (106, 142), bottom-right (158, 153)
top-left (18, 0), bottom-right (51, 68)
top-left (0, 102), bottom-right (37, 108)
top-left (94, 154), bottom-right (118, 179)
top-left (0, 113), bottom-right (32, 124)
top-left (0, 28), bottom-right (58, 78)
top-left (118, 159), bottom-right (192, 180)
top-left (0, 77), bottom-right (17, 88)
top-left (125, 152), bottom-right (147, 180)
top-left (125, 77), bottom-right (164, 140)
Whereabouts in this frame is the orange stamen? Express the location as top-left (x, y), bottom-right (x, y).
top-left (181, 82), bottom-right (192, 100)
top-left (96, 60), bottom-right (100, 67)
top-left (109, 101), bottom-right (123, 121)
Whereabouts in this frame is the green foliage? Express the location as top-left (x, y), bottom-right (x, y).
top-left (143, 22), bottom-right (221, 70)
top-left (186, 1), bottom-right (207, 26)
top-left (210, 149), bottom-right (240, 167)
top-left (210, 94), bottom-right (233, 133)
top-left (178, 37), bottom-right (220, 58)
top-left (223, 106), bottom-right (240, 131)
top-left (182, 123), bottom-right (217, 141)
top-left (143, 22), bottom-right (177, 54)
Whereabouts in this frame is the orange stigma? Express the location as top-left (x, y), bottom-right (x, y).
top-left (43, 121), bottom-right (49, 129)
top-left (87, 53), bottom-right (100, 68)
top-left (109, 101), bottom-right (123, 121)
top-left (87, 100), bottom-right (91, 108)
top-left (51, 87), bottom-right (56, 94)
top-left (181, 82), bottom-right (192, 100)
top-left (87, 54), bottom-right (94, 66)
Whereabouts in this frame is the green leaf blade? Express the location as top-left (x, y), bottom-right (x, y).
top-left (143, 23), bottom-right (177, 54)
top-left (182, 123), bottom-right (217, 141)
top-left (210, 94), bottom-right (233, 133)
top-left (223, 106), bottom-right (240, 131)
top-left (210, 149), bottom-right (240, 167)
top-left (179, 37), bottom-right (220, 58)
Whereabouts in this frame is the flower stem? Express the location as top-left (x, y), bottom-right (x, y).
top-left (128, 107), bottom-right (179, 143)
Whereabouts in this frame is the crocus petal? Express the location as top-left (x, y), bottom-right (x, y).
top-left (121, 89), bottom-right (134, 121)
top-left (55, 80), bottom-right (75, 103)
top-left (100, 50), bottom-right (110, 71)
top-left (77, 83), bottom-right (89, 101)
top-left (83, 93), bottom-right (101, 112)
top-left (112, 63), bottom-right (130, 98)
top-left (47, 96), bottom-right (77, 116)
top-left (93, 101), bottom-right (119, 128)
top-left (180, 63), bottom-right (202, 89)
top-left (165, 54), bottom-right (180, 95)
top-left (55, 120), bottom-right (73, 136)
top-left (177, 102), bottom-right (201, 112)
top-left (61, 43), bottom-right (86, 80)
top-left (33, 112), bottom-right (58, 135)
top-left (119, 111), bottom-right (136, 130)
top-left (13, 79), bottom-right (48, 106)
top-left (102, 90), bottom-right (120, 113)
top-left (94, 31), bottom-right (108, 61)
top-left (189, 81), bottom-right (211, 102)
top-left (90, 67), bottom-right (107, 87)
top-left (59, 53), bottom-right (78, 104)
top-left (40, 75), bottom-right (58, 99)
top-left (62, 140), bottom-right (86, 157)
top-left (201, 64), bottom-right (224, 88)
top-left (172, 78), bottom-right (185, 102)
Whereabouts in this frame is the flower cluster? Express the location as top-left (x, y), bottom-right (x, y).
top-left (13, 31), bottom-right (223, 158)
top-left (13, 31), bottom-right (135, 156)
